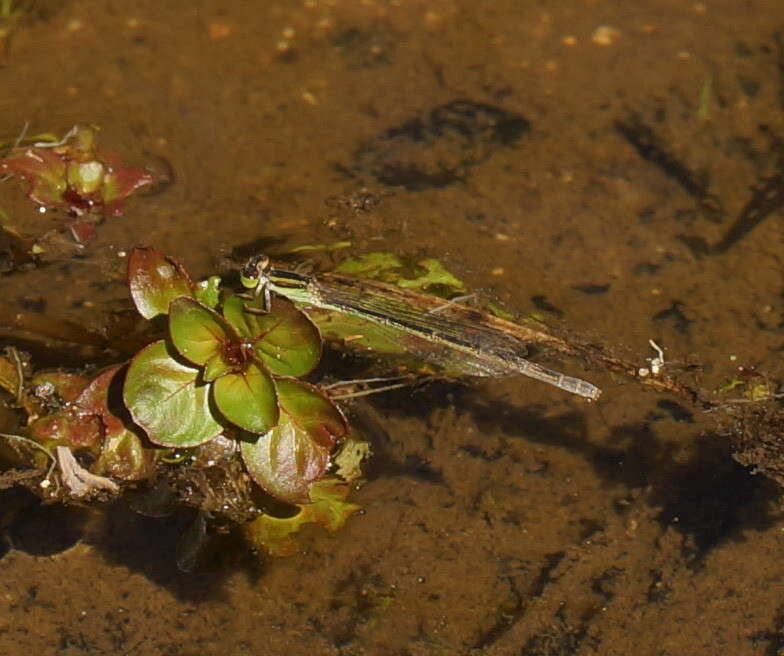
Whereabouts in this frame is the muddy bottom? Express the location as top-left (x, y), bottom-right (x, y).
top-left (2, 1), bottom-right (784, 654)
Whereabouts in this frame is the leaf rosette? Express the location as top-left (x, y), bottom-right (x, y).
top-left (122, 246), bottom-right (347, 504)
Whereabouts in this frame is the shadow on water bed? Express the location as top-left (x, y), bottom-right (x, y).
top-left (0, 489), bottom-right (259, 602)
top-left (84, 504), bottom-right (261, 603)
top-left (380, 382), bottom-right (782, 565)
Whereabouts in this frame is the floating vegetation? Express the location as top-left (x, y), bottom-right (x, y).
top-left (0, 124), bottom-right (157, 255)
top-left (0, 124), bottom-right (154, 218)
top-left (333, 251), bottom-right (466, 296)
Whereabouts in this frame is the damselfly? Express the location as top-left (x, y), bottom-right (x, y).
top-left (239, 255), bottom-right (601, 400)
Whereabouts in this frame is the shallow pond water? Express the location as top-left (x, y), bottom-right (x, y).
top-left (2, 1), bottom-right (784, 654)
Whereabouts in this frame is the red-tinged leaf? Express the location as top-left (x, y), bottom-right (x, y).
top-left (243, 478), bottom-right (361, 556)
top-left (212, 360), bottom-right (279, 434)
top-left (127, 247), bottom-right (194, 319)
top-left (25, 367), bottom-right (126, 450)
top-left (101, 166), bottom-right (154, 216)
top-left (28, 410), bottom-right (103, 449)
top-left (223, 294), bottom-right (321, 377)
top-left (1, 125), bottom-right (153, 216)
top-left (275, 378), bottom-right (347, 449)
top-left (0, 147), bottom-right (68, 207)
top-left (240, 415), bottom-right (330, 505)
top-left (75, 365), bottom-right (122, 414)
top-left (169, 297), bottom-right (236, 366)
top-left (124, 340), bottom-right (223, 447)
top-left (74, 364), bottom-right (156, 481)
top-left (68, 220), bottom-right (98, 244)
top-left (74, 365), bottom-right (127, 437)
top-left (30, 371), bottom-right (90, 403)
top-left (239, 379), bottom-right (345, 504)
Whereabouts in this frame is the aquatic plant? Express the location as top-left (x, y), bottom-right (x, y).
top-left (0, 124), bottom-right (154, 219)
top-left (0, 246), bottom-right (364, 556)
top-left (123, 247), bottom-right (349, 504)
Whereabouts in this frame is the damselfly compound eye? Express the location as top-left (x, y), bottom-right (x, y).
top-left (240, 254), bottom-right (270, 289)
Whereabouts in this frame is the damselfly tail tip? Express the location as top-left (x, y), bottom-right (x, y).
top-left (579, 381), bottom-right (602, 401)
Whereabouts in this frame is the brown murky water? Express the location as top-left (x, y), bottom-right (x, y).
top-left (2, 1), bottom-right (784, 654)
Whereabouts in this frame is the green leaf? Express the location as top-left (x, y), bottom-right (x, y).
top-left (486, 301), bottom-right (516, 321)
top-left (123, 340), bottom-right (222, 447)
top-left (308, 478), bottom-right (362, 529)
top-left (71, 124), bottom-right (98, 153)
top-left (334, 252), bottom-right (465, 297)
top-left (212, 359), bottom-right (279, 434)
top-left (223, 295), bottom-right (321, 377)
top-left (95, 431), bottom-right (157, 481)
top-left (66, 159), bottom-right (105, 195)
top-left (289, 240), bottom-right (352, 253)
top-left (202, 352), bottom-right (233, 382)
top-left (240, 415), bottom-right (330, 505)
top-left (396, 258), bottom-right (466, 294)
top-left (276, 378), bottom-right (347, 449)
top-left (334, 252), bottom-right (402, 278)
top-left (243, 478), bottom-right (361, 556)
top-left (169, 297), bottom-right (236, 366)
top-left (220, 294), bottom-right (259, 337)
top-left (194, 275), bottom-right (222, 308)
top-left (127, 247), bottom-right (194, 319)
top-left (333, 433), bottom-right (371, 483)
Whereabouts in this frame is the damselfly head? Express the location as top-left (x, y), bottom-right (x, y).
top-left (240, 254), bottom-right (271, 289)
